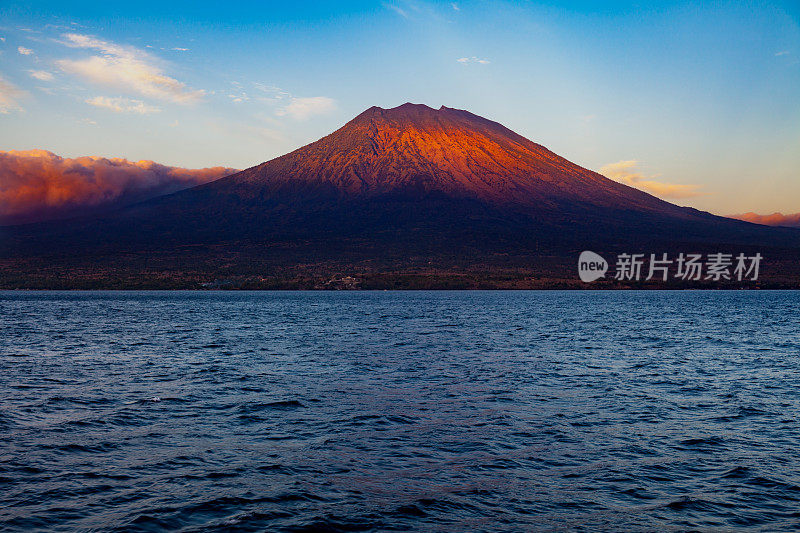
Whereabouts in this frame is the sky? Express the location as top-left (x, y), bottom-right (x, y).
top-left (0, 0), bottom-right (798, 215)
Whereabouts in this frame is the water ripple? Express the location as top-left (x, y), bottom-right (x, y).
top-left (1, 290), bottom-right (799, 531)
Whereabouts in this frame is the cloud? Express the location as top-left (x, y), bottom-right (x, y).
top-left (276, 96), bottom-right (336, 120)
top-left (775, 51), bottom-right (790, 56)
top-left (451, 3), bottom-right (460, 10)
top-left (171, 47), bottom-right (189, 52)
top-left (227, 86), bottom-right (250, 103)
top-left (600, 160), bottom-right (702, 199)
top-left (252, 83), bottom-right (291, 103)
top-left (56, 33), bottom-right (204, 104)
top-left (86, 96), bottom-right (160, 114)
top-left (457, 56), bottom-right (490, 64)
top-left (29, 70), bottom-right (54, 81)
top-left (17, 46), bottom-right (33, 55)
top-left (383, 3), bottom-right (409, 18)
top-left (0, 75), bottom-right (26, 113)
top-left (727, 212), bottom-right (800, 228)
top-left (0, 149), bottom-right (238, 225)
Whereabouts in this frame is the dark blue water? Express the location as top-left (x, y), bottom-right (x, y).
top-left (1, 291), bottom-right (800, 531)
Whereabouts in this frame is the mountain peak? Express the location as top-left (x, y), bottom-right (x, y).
top-left (355, 102), bottom-right (442, 121)
top-left (226, 104), bottom-right (676, 213)
top-left (375, 102), bottom-right (436, 112)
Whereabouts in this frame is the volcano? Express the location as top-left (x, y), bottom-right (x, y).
top-left (2, 103), bottom-right (799, 288)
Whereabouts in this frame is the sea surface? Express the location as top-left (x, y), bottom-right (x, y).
top-left (1, 291), bottom-right (800, 532)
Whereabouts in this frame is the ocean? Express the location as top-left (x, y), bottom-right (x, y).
top-left (1, 290), bottom-right (799, 531)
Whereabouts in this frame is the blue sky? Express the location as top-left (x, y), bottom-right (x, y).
top-left (0, 0), bottom-right (798, 214)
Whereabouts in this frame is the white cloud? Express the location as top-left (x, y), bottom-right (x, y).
top-left (276, 96), bottom-right (336, 120)
top-left (227, 84), bottom-right (250, 103)
top-left (383, 3), bottom-right (409, 18)
top-left (457, 56), bottom-right (490, 64)
top-left (253, 83), bottom-right (291, 103)
top-left (451, 2), bottom-right (460, 10)
top-left (29, 70), bottom-right (54, 81)
top-left (86, 96), bottom-right (161, 114)
top-left (57, 33), bottom-right (204, 104)
top-left (0, 75), bottom-right (26, 113)
top-left (600, 160), bottom-right (702, 199)
top-left (17, 46), bottom-right (33, 55)
top-left (775, 50), bottom-right (790, 56)
top-left (171, 47), bottom-right (189, 52)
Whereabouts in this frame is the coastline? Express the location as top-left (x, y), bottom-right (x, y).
top-left (1, 274), bottom-right (797, 290)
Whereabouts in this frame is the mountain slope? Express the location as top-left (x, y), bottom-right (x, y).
top-left (203, 103), bottom-right (683, 212)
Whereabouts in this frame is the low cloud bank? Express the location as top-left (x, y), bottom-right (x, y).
top-left (0, 149), bottom-right (237, 225)
top-left (728, 212), bottom-right (800, 228)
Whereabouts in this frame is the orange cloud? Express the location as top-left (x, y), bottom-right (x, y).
top-left (728, 212), bottom-right (800, 228)
top-left (0, 150), bottom-right (236, 225)
top-left (600, 160), bottom-right (702, 199)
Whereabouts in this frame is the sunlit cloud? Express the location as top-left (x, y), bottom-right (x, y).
top-left (0, 149), bottom-right (237, 225)
top-left (29, 70), bottom-right (54, 81)
top-left (728, 212), bottom-right (800, 228)
top-left (276, 96), bottom-right (336, 120)
top-left (56, 33), bottom-right (204, 104)
top-left (451, 3), bottom-right (460, 11)
top-left (17, 46), bottom-right (33, 55)
top-left (600, 160), bottom-right (702, 199)
top-left (86, 96), bottom-right (161, 114)
top-left (775, 50), bottom-right (790, 56)
top-left (0, 75), bottom-right (26, 113)
top-left (457, 56), bottom-right (490, 64)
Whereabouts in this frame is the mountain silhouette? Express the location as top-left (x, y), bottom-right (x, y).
top-left (2, 103), bottom-right (799, 288)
